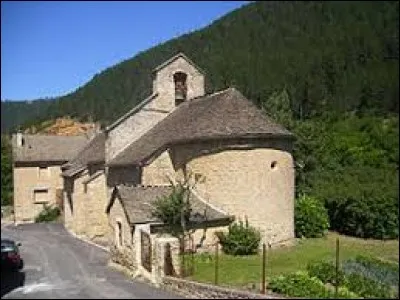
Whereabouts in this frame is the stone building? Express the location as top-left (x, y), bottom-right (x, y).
top-left (11, 133), bottom-right (88, 224)
top-left (106, 185), bottom-right (232, 277)
top-left (13, 53), bottom-right (295, 280)
top-left (104, 53), bottom-right (295, 250)
top-left (61, 131), bottom-right (109, 246)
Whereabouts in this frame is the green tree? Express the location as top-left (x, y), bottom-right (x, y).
top-left (151, 173), bottom-right (205, 275)
top-left (1, 135), bottom-right (13, 206)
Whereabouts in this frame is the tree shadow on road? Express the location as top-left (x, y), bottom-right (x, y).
top-left (0, 270), bottom-right (25, 298)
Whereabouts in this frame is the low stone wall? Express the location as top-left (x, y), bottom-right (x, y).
top-left (162, 276), bottom-right (285, 299)
top-left (110, 245), bottom-right (137, 272)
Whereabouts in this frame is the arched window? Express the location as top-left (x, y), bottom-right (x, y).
top-left (173, 72), bottom-right (187, 106)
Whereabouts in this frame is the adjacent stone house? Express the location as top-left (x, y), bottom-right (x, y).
top-left (11, 133), bottom-right (89, 224)
top-left (61, 131), bottom-right (110, 246)
top-left (106, 185), bottom-right (232, 277)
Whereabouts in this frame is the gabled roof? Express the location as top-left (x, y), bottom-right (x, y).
top-left (107, 87), bottom-right (294, 167)
top-left (108, 185), bottom-right (232, 226)
top-left (12, 134), bottom-right (89, 163)
top-left (61, 132), bottom-right (105, 177)
top-left (152, 52), bottom-right (205, 75)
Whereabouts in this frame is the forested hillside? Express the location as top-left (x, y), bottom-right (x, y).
top-left (1, 99), bottom-right (53, 133)
top-left (1, 1), bottom-right (398, 239)
top-left (2, 1), bottom-right (398, 130)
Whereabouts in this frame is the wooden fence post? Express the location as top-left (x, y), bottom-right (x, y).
top-left (261, 243), bottom-right (266, 294)
top-left (335, 237), bottom-right (340, 298)
top-left (215, 242), bottom-right (219, 285)
top-left (190, 235), bottom-right (195, 275)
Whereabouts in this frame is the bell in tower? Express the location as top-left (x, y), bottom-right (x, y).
top-left (174, 72), bottom-right (187, 106)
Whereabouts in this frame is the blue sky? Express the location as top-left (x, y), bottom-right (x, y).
top-left (1, 1), bottom-right (248, 101)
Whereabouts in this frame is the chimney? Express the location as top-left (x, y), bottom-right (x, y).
top-left (16, 132), bottom-right (25, 147)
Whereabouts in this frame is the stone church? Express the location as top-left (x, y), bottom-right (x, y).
top-left (13, 53), bottom-right (295, 277)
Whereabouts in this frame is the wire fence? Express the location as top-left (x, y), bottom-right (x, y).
top-left (177, 238), bottom-right (344, 296)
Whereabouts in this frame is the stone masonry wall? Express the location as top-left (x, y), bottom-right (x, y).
top-left (63, 178), bottom-right (74, 232)
top-left (106, 107), bottom-right (167, 162)
top-left (85, 172), bottom-right (110, 245)
top-left (107, 194), bottom-right (136, 271)
top-left (70, 171), bottom-right (89, 236)
top-left (142, 150), bottom-right (175, 186)
top-left (170, 140), bottom-right (295, 246)
top-left (110, 244), bottom-right (136, 272)
top-left (153, 236), bottom-right (181, 281)
top-left (108, 195), bottom-right (133, 246)
top-left (153, 56), bottom-right (205, 111)
top-left (162, 276), bottom-right (284, 299)
top-left (106, 55), bottom-right (205, 163)
top-left (14, 164), bottom-right (63, 223)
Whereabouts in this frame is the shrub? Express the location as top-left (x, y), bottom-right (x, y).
top-left (295, 195), bottom-right (329, 238)
top-left (345, 272), bottom-right (392, 299)
top-left (307, 261), bottom-right (347, 286)
top-left (215, 218), bottom-right (261, 255)
top-left (268, 271), bottom-right (359, 298)
top-left (326, 193), bottom-right (398, 239)
top-left (34, 205), bottom-right (61, 223)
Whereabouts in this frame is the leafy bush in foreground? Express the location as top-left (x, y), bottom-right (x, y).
top-left (34, 205), bottom-right (60, 223)
top-left (216, 219), bottom-right (261, 255)
top-left (345, 272), bottom-right (392, 299)
top-left (268, 271), bottom-right (358, 299)
top-left (307, 261), bottom-right (347, 286)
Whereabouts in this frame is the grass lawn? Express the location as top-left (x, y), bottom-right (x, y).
top-left (188, 232), bottom-right (399, 289)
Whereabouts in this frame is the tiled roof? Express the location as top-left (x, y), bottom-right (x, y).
top-left (12, 134), bottom-right (89, 163)
top-left (112, 185), bottom-right (232, 225)
top-left (61, 132), bottom-right (105, 177)
top-left (108, 87), bottom-right (294, 166)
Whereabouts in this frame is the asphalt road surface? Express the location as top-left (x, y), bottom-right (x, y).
top-left (1, 223), bottom-right (183, 299)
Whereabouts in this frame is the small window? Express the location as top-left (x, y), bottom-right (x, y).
top-left (173, 72), bottom-right (187, 106)
top-left (34, 189), bottom-right (49, 203)
top-left (271, 161), bottom-right (278, 170)
top-left (116, 221), bottom-right (123, 247)
top-left (38, 166), bottom-right (48, 178)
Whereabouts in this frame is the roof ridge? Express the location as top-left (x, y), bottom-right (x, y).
top-left (155, 87), bottom-right (235, 127)
top-left (187, 86), bottom-right (235, 104)
top-left (13, 133), bottom-right (88, 138)
top-left (117, 184), bottom-right (171, 189)
top-left (152, 52), bottom-right (206, 75)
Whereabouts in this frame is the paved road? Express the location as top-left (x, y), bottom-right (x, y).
top-left (1, 223), bottom-right (183, 299)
